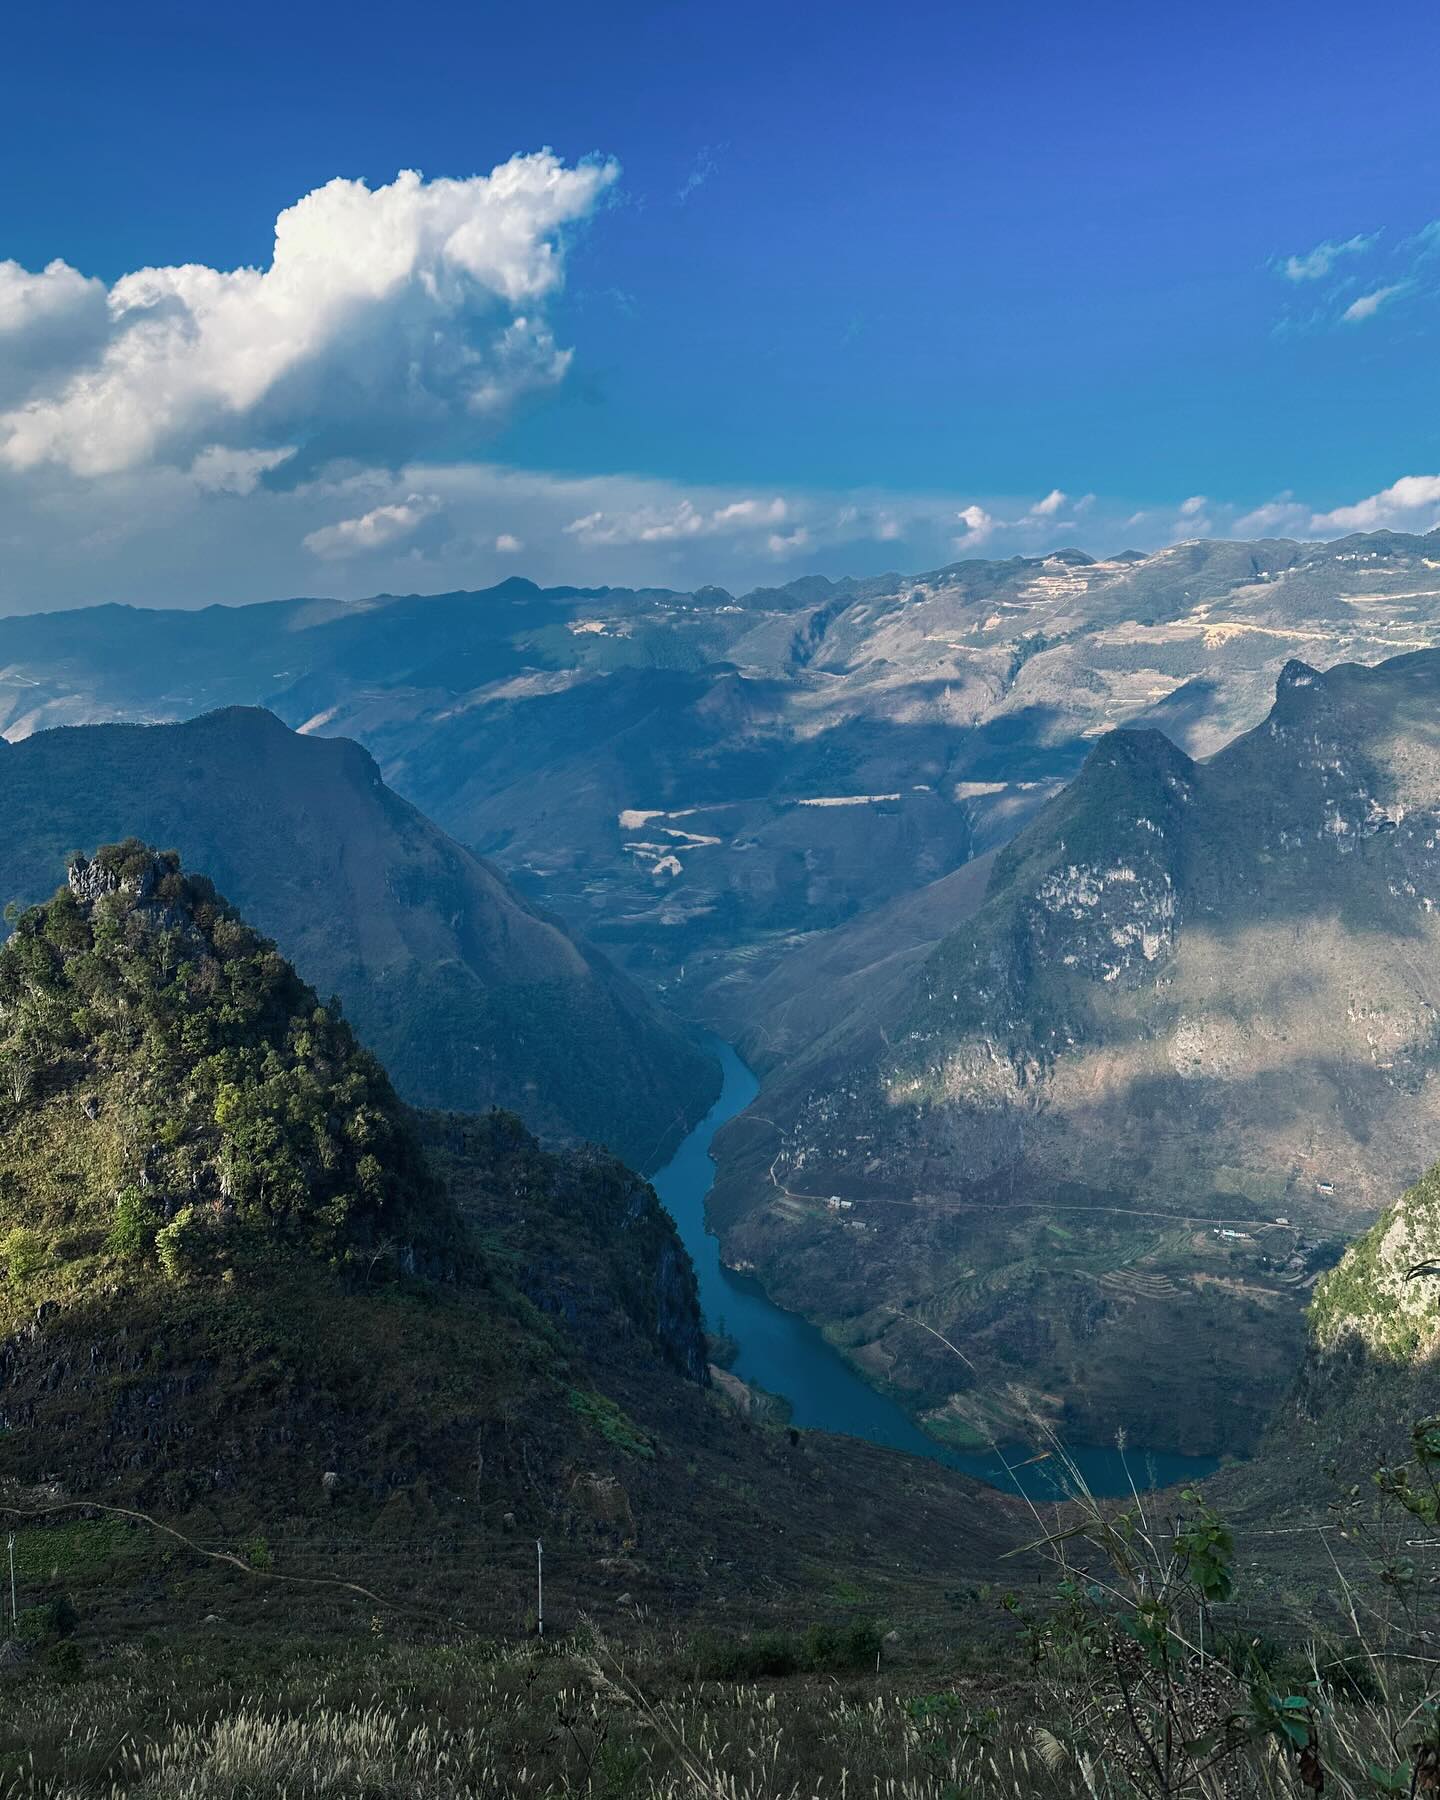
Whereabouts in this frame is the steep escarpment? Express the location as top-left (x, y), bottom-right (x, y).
top-left (0, 844), bottom-right (711, 1504)
top-left (420, 1108), bottom-right (710, 1385)
top-left (712, 649), bottom-right (1440, 1458)
top-left (0, 708), bottom-right (718, 1170)
top-left (1213, 1159), bottom-right (1440, 1534)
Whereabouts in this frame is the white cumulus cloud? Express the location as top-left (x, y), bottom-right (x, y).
top-left (954, 504), bottom-right (995, 546)
top-left (0, 154), bottom-right (618, 478)
top-left (303, 493), bottom-right (441, 559)
top-left (1309, 473), bottom-right (1440, 534)
top-left (0, 259), bottom-right (110, 406)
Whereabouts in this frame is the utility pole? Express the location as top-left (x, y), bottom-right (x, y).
top-left (535, 1539), bottom-right (544, 1639)
top-left (7, 1534), bottom-right (15, 1628)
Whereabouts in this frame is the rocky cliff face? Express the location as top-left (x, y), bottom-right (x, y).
top-left (1308, 1165), bottom-right (1440, 1367)
top-left (711, 649), bottom-right (1440, 1458)
top-left (420, 1110), bottom-right (710, 1388)
top-left (1220, 1158), bottom-right (1440, 1519)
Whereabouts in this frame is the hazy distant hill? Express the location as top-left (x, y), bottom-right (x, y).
top-left (8, 532), bottom-right (1440, 1005)
top-left (709, 648), bottom-right (1440, 1459)
top-left (0, 709), bottom-right (718, 1170)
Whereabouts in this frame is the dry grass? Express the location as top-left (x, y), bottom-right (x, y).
top-left (0, 1629), bottom-right (1424, 1800)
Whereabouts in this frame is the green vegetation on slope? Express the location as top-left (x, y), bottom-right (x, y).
top-left (0, 842), bottom-right (696, 1512)
top-left (0, 840), bottom-right (1025, 1666)
top-left (1272, 1153), bottom-right (1440, 1483)
top-left (0, 840), bottom-right (447, 1295)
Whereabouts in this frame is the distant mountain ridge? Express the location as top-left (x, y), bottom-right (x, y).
top-left (9, 531), bottom-right (1440, 1007)
top-left (708, 646), bottom-right (1440, 1458)
top-left (0, 708), bottom-right (718, 1170)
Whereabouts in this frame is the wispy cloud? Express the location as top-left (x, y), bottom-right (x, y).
top-left (952, 489), bottom-right (1097, 551)
top-left (1270, 217), bottom-right (1440, 338)
top-left (189, 445), bottom-right (295, 496)
top-left (1233, 492), bottom-right (1310, 537)
top-left (1169, 494), bottom-right (1213, 538)
top-left (303, 493), bottom-right (442, 559)
top-left (1277, 231), bottom-right (1379, 282)
top-left (565, 494), bottom-right (791, 548)
top-left (12, 444), bottom-right (1440, 616)
top-left (677, 144), bottom-right (725, 204)
top-left (1340, 281), bottom-right (1409, 323)
top-left (1402, 220), bottom-right (1440, 258)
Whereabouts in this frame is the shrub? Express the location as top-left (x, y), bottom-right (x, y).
top-left (802, 1619), bottom-right (883, 1670)
top-left (106, 1185), bottom-right (156, 1258)
top-left (16, 1595), bottom-right (78, 1646)
top-left (45, 1640), bottom-right (83, 1681)
top-left (567, 1389), bottom-right (653, 1459)
top-left (691, 1620), bottom-right (884, 1680)
top-left (691, 1629), bottom-right (799, 1680)
top-left (154, 1205), bottom-right (203, 1281)
top-left (1, 1227), bottom-right (47, 1286)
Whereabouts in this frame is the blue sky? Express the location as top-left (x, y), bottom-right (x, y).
top-left (3, 0), bottom-right (1440, 608)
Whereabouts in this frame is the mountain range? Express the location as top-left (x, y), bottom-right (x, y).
top-left (8, 536), bottom-right (1440, 1703)
top-left (9, 534), bottom-right (1440, 1462)
top-left (9, 531), bottom-right (1440, 1020)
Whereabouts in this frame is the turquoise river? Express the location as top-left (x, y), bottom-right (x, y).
top-left (652, 1041), bottom-right (1220, 1502)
